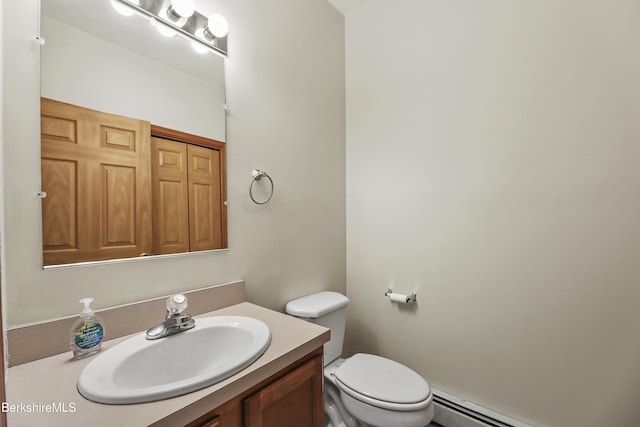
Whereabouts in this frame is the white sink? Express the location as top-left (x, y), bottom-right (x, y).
top-left (77, 316), bottom-right (271, 404)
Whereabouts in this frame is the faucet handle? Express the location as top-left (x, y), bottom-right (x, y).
top-left (166, 294), bottom-right (188, 316)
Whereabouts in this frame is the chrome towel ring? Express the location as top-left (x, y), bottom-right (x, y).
top-left (250, 169), bottom-right (274, 205)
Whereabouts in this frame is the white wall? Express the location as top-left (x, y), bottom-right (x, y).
top-left (345, 1), bottom-right (640, 426)
top-left (1, 0), bottom-right (345, 326)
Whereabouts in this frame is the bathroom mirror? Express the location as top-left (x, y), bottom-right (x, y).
top-left (40, 0), bottom-right (228, 266)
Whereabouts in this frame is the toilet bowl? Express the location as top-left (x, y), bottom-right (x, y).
top-left (286, 292), bottom-right (434, 427)
top-left (325, 356), bottom-right (434, 427)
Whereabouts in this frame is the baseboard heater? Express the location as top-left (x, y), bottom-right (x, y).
top-left (432, 389), bottom-right (531, 427)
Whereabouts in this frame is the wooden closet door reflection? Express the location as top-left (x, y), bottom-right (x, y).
top-left (151, 137), bottom-right (189, 254)
top-left (41, 98), bottom-right (152, 265)
top-left (187, 144), bottom-right (223, 251)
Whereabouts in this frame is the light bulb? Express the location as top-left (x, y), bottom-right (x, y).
top-left (111, 0), bottom-right (139, 17)
top-left (207, 14), bottom-right (229, 38)
top-left (171, 0), bottom-right (195, 18)
top-left (162, 0), bottom-right (194, 27)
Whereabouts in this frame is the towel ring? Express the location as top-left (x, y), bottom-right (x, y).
top-left (250, 169), bottom-right (274, 205)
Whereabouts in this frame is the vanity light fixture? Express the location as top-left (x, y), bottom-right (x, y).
top-left (110, 0), bottom-right (228, 56)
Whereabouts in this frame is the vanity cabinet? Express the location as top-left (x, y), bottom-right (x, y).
top-left (188, 348), bottom-right (324, 427)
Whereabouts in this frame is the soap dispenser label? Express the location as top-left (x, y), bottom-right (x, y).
top-left (74, 323), bottom-right (104, 349)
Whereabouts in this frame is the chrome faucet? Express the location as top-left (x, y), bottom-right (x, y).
top-left (145, 294), bottom-right (196, 340)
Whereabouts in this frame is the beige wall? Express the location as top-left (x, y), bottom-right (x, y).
top-left (0, 0), bottom-right (345, 326)
top-left (345, 1), bottom-right (640, 426)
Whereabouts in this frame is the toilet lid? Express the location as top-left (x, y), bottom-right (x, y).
top-left (334, 353), bottom-right (431, 410)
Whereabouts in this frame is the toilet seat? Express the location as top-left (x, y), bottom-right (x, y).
top-left (334, 353), bottom-right (432, 411)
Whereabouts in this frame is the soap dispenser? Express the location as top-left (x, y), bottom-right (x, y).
top-left (70, 298), bottom-right (105, 359)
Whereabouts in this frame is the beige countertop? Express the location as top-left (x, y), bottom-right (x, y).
top-left (6, 302), bottom-right (329, 427)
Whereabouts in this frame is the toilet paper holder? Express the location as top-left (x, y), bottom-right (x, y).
top-left (385, 289), bottom-right (417, 304)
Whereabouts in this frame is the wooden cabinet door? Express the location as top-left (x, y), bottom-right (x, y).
top-left (187, 144), bottom-right (223, 251)
top-left (244, 355), bottom-right (324, 427)
top-left (151, 137), bottom-right (189, 254)
top-left (41, 98), bottom-right (152, 265)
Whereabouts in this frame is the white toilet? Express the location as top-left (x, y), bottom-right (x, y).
top-left (286, 292), bottom-right (434, 427)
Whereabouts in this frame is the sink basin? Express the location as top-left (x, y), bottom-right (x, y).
top-left (77, 316), bottom-right (271, 404)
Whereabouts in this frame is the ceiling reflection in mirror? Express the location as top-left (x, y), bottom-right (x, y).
top-left (41, 0), bottom-right (226, 142)
top-left (40, 0), bottom-right (228, 267)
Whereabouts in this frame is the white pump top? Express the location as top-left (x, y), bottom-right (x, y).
top-left (78, 298), bottom-right (95, 319)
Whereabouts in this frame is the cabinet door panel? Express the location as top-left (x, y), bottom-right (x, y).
top-left (244, 355), bottom-right (324, 427)
top-left (41, 158), bottom-right (78, 251)
top-left (101, 164), bottom-right (136, 246)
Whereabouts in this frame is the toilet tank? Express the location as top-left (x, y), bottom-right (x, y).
top-left (285, 292), bottom-right (349, 366)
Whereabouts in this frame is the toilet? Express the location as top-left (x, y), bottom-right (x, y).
top-left (286, 292), bottom-right (434, 427)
